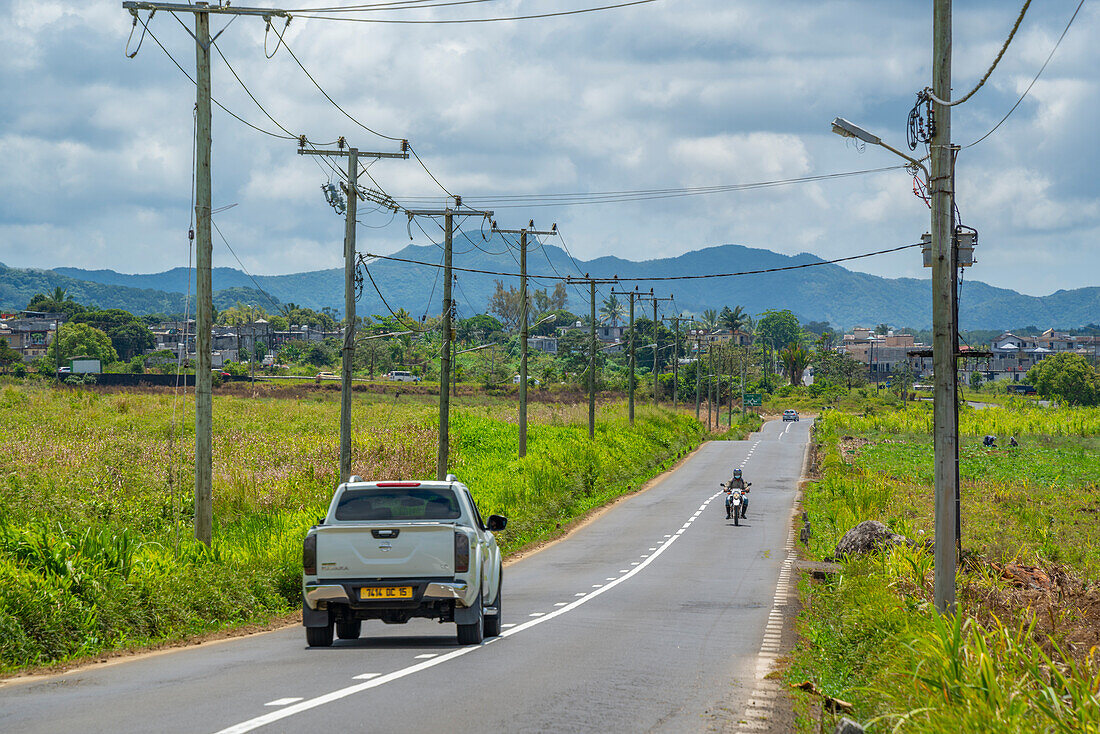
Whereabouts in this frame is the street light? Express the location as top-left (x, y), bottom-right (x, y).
top-left (830, 117), bottom-right (929, 180)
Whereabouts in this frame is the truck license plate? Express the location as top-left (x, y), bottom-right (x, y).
top-left (360, 586), bottom-right (413, 600)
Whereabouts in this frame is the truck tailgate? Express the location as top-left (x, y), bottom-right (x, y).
top-left (316, 523), bottom-right (455, 579)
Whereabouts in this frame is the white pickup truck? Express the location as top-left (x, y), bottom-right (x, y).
top-left (302, 475), bottom-right (507, 647)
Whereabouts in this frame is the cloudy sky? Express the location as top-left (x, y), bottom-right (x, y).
top-left (2, 0), bottom-right (1096, 296)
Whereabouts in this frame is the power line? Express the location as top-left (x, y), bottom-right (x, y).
top-left (137, 16), bottom-right (297, 140)
top-left (965, 0), bottom-right (1087, 148)
top-left (360, 241), bottom-right (925, 282)
top-left (292, 0), bottom-right (659, 24)
top-left (361, 260), bottom-right (429, 331)
top-left (267, 21), bottom-right (404, 141)
top-left (388, 166), bottom-right (906, 207)
top-left (923, 0), bottom-right (1032, 107)
top-left (291, 0), bottom-right (511, 15)
top-left (210, 219), bottom-right (283, 314)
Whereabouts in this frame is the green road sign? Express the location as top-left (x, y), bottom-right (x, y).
top-left (743, 393), bottom-right (762, 407)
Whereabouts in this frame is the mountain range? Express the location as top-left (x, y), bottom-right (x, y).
top-left (3, 238), bottom-right (1098, 330)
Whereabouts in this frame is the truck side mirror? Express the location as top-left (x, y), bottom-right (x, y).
top-left (487, 515), bottom-right (508, 532)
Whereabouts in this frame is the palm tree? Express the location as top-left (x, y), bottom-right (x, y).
top-left (780, 342), bottom-right (812, 386)
top-left (700, 308), bottom-right (718, 331)
top-left (599, 294), bottom-right (625, 326)
top-left (719, 305), bottom-right (749, 333)
top-left (52, 286), bottom-right (68, 303)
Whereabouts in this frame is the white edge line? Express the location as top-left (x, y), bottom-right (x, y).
top-left (214, 491), bottom-right (724, 734)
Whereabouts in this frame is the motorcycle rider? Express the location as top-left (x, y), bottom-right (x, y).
top-left (725, 469), bottom-right (749, 519)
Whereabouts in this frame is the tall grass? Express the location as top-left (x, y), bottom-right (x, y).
top-left (0, 382), bottom-right (707, 671)
top-left (791, 402), bottom-right (1100, 732)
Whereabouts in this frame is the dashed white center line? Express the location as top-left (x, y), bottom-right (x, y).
top-left (553, 602), bottom-right (567, 607)
top-left (529, 612), bottom-right (545, 618)
top-left (215, 487), bottom-right (729, 734)
top-left (500, 624), bottom-right (516, 629)
top-left (605, 577), bottom-right (616, 581)
top-left (352, 673), bottom-right (380, 680)
top-left (414, 654), bottom-right (437, 659)
top-left (575, 592), bottom-right (586, 596)
top-left (264, 698), bottom-right (303, 707)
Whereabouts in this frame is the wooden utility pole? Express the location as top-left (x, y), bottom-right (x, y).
top-left (589, 278), bottom-right (596, 438)
top-left (122, 1), bottom-right (292, 545)
top-left (192, 6), bottom-right (213, 545)
top-left (931, 0), bottom-right (958, 614)
top-left (663, 315), bottom-right (681, 408)
top-left (637, 291), bottom-right (673, 406)
top-left (298, 140), bottom-right (407, 482)
top-left (611, 287), bottom-right (639, 424)
top-left (492, 222), bottom-right (558, 457)
top-left (694, 329), bottom-right (702, 420)
top-left (406, 200), bottom-right (492, 480)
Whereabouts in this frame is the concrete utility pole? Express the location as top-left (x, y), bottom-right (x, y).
top-left (298, 139), bottom-right (407, 483)
top-left (406, 199), bottom-right (492, 480)
top-left (122, 1), bottom-right (292, 545)
top-left (492, 222), bottom-right (558, 457)
top-left (930, 0), bottom-right (958, 614)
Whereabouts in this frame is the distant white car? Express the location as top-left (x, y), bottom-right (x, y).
top-left (512, 375), bottom-right (540, 386)
top-left (386, 370), bottom-right (420, 382)
top-left (782, 409), bottom-right (799, 422)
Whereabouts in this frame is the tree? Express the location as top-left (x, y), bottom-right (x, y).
top-left (70, 309), bottom-right (154, 360)
top-left (719, 305), bottom-right (749, 333)
top-left (456, 314), bottom-right (504, 342)
top-left (487, 280), bottom-right (523, 330)
top-left (875, 323), bottom-right (890, 335)
top-left (0, 338), bottom-right (21, 373)
top-left (599, 294), bottom-right (625, 326)
top-left (779, 342), bottom-right (811, 386)
top-left (303, 342), bottom-right (335, 367)
top-left (813, 346), bottom-right (866, 391)
top-left (26, 293), bottom-right (86, 319)
top-left (756, 309), bottom-right (802, 351)
top-left (531, 283), bottom-right (568, 316)
top-left (700, 308), bottom-right (719, 331)
top-left (557, 329), bottom-right (603, 379)
top-left (47, 322), bottom-right (118, 365)
top-left (1026, 353), bottom-right (1099, 406)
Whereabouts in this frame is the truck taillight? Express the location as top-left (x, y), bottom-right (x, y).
top-left (454, 532), bottom-right (469, 573)
top-left (303, 534), bottom-right (317, 576)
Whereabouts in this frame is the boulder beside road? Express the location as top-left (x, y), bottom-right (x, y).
top-left (832, 520), bottom-right (911, 558)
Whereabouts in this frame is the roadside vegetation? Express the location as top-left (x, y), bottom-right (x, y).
top-left (789, 402), bottom-right (1100, 732)
top-left (0, 381), bottom-right (721, 674)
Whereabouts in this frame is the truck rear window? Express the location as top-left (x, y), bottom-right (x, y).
top-left (336, 487), bottom-right (462, 521)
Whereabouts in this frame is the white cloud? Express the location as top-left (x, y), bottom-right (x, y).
top-left (1, 0), bottom-right (1097, 299)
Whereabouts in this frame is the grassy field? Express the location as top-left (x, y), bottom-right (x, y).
top-left (789, 403), bottom-right (1100, 732)
top-left (0, 381), bottom-right (725, 673)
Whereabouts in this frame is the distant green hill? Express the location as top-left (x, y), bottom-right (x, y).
top-left (0, 263), bottom-right (276, 315)
top-left (14, 240), bottom-right (1100, 329)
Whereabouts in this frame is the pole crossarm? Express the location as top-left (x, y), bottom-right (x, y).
top-left (299, 150), bottom-right (408, 159)
top-left (123, 2), bottom-right (289, 17)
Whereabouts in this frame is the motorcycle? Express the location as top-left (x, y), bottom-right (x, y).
top-left (721, 482), bottom-right (751, 526)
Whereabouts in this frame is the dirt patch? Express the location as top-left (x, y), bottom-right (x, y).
top-left (962, 559), bottom-right (1100, 662)
top-left (838, 435), bottom-right (871, 464)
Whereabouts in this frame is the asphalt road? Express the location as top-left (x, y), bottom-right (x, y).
top-left (0, 418), bottom-right (811, 734)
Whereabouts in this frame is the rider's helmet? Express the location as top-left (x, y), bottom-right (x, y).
top-left (733, 469), bottom-right (742, 479)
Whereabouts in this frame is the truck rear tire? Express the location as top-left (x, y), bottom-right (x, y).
top-left (456, 593), bottom-right (484, 645)
top-left (306, 622), bottom-right (334, 647)
top-left (336, 620), bottom-right (361, 640)
top-left (483, 571), bottom-right (502, 638)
